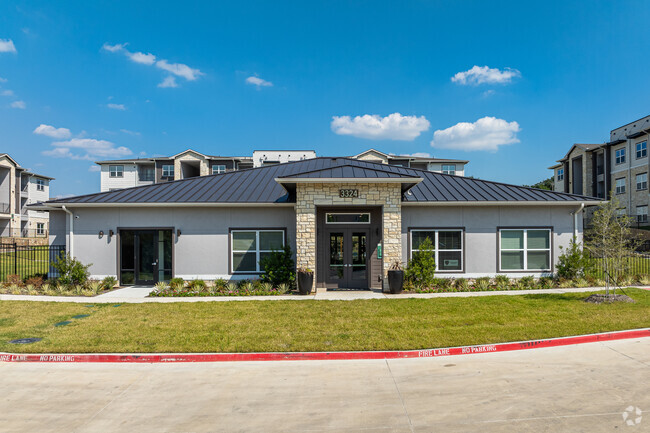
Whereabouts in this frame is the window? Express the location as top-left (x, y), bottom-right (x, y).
top-left (616, 208), bottom-right (627, 217)
top-left (162, 165), bottom-right (174, 178)
top-left (36, 222), bottom-right (45, 235)
top-left (615, 148), bottom-right (626, 164)
top-left (616, 178), bottom-right (626, 194)
top-left (499, 229), bottom-right (551, 271)
top-left (139, 166), bottom-right (154, 182)
top-left (410, 229), bottom-right (463, 271)
top-left (636, 141), bottom-right (647, 159)
top-left (442, 164), bottom-right (456, 175)
top-left (637, 206), bottom-right (648, 223)
top-left (557, 168), bottom-right (564, 181)
top-left (36, 178), bottom-right (45, 191)
top-left (636, 173), bottom-right (647, 191)
top-left (326, 213), bottom-right (370, 224)
top-left (231, 230), bottom-right (285, 273)
top-left (212, 165), bottom-right (226, 174)
top-left (109, 165), bottom-right (124, 178)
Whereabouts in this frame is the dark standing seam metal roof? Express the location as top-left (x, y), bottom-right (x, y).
top-left (42, 157), bottom-right (601, 205)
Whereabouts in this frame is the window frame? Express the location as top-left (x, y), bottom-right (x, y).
top-left (498, 227), bottom-right (552, 272)
top-left (36, 222), bottom-right (45, 235)
top-left (636, 173), bottom-right (647, 191)
top-left (139, 166), bottom-right (155, 182)
top-left (229, 228), bottom-right (287, 274)
top-left (325, 213), bottom-right (371, 225)
top-left (636, 206), bottom-right (648, 223)
top-left (615, 177), bottom-right (626, 194)
top-left (109, 165), bottom-right (124, 178)
top-left (615, 148), bottom-right (626, 164)
top-left (441, 164), bottom-right (456, 175)
top-left (35, 178), bottom-right (45, 191)
top-left (212, 164), bottom-right (227, 175)
top-left (408, 227), bottom-right (465, 273)
top-left (557, 168), bottom-right (564, 181)
top-left (636, 141), bottom-right (647, 159)
top-left (161, 164), bottom-right (175, 178)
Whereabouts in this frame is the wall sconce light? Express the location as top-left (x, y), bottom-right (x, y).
top-left (99, 230), bottom-right (104, 239)
top-left (177, 229), bottom-right (181, 238)
top-left (109, 230), bottom-right (114, 238)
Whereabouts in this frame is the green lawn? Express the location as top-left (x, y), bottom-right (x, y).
top-left (0, 289), bottom-right (649, 354)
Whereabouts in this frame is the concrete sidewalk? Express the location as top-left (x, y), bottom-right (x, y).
top-left (0, 286), bottom-right (646, 303)
top-left (1, 338), bottom-right (647, 432)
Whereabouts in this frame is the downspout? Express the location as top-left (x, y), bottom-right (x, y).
top-left (571, 203), bottom-right (585, 240)
top-left (627, 138), bottom-right (632, 215)
top-left (61, 205), bottom-right (74, 257)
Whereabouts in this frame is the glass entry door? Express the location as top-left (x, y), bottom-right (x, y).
top-left (120, 229), bottom-right (173, 285)
top-left (326, 228), bottom-right (369, 289)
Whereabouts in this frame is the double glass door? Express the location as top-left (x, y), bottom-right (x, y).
top-left (326, 229), bottom-right (369, 289)
top-left (120, 230), bottom-right (172, 285)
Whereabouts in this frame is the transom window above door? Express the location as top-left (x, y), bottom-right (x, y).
top-left (326, 213), bottom-right (371, 224)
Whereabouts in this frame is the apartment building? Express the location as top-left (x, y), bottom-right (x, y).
top-left (97, 148), bottom-right (468, 192)
top-left (549, 115), bottom-right (650, 223)
top-left (0, 153), bottom-right (53, 239)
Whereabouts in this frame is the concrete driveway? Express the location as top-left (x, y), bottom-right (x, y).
top-left (0, 338), bottom-right (648, 432)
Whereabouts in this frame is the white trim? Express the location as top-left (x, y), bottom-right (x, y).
top-left (231, 229), bottom-right (285, 274)
top-left (275, 177), bottom-right (422, 184)
top-left (409, 229), bottom-right (463, 272)
top-left (498, 229), bottom-right (551, 272)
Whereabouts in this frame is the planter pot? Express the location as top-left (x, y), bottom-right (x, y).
top-left (297, 272), bottom-right (314, 295)
top-left (387, 270), bottom-right (404, 294)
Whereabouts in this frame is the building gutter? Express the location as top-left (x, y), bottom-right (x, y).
top-left (30, 202), bottom-right (296, 210)
top-left (571, 203), bottom-right (585, 239)
top-left (61, 205), bottom-right (74, 258)
top-left (401, 200), bottom-right (604, 207)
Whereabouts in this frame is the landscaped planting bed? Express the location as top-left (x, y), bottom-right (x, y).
top-left (0, 289), bottom-right (648, 353)
top-left (149, 278), bottom-right (293, 297)
top-left (0, 275), bottom-right (117, 297)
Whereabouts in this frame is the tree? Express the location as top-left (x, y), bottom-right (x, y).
top-left (524, 176), bottom-right (554, 191)
top-left (585, 194), bottom-right (640, 295)
top-left (405, 237), bottom-right (436, 289)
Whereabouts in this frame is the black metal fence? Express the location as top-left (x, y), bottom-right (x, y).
top-left (0, 244), bottom-right (66, 282)
top-left (587, 253), bottom-right (650, 280)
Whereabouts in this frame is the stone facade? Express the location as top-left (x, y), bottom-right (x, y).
top-left (174, 151), bottom-right (209, 180)
top-left (295, 182), bottom-right (402, 290)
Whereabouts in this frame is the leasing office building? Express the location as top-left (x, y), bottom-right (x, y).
top-left (38, 158), bottom-right (600, 289)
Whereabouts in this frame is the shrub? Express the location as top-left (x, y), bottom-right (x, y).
top-left (557, 238), bottom-right (591, 280)
top-left (474, 277), bottom-right (491, 291)
top-left (5, 274), bottom-right (23, 287)
top-left (405, 237), bottom-right (436, 289)
top-left (455, 278), bottom-right (469, 291)
top-left (52, 254), bottom-right (91, 286)
top-left (494, 274), bottom-right (510, 290)
top-left (433, 278), bottom-right (453, 291)
top-left (188, 279), bottom-right (207, 292)
top-left (25, 276), bottom-right (44, 289)
top-left (520, 276), bottom-right (535, 289)
top-left (260, 244), bottom-right (296, 288)
top-left (538, 276), bottom-right (554, 290)
top-left (169, 278), bottom-right (185, 290)
top-left (102, 276), bottom-right (118, 290)
top-left (214, 278), bottom-right (227, 290)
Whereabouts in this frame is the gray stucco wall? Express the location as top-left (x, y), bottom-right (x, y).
top-left (401, 205), bottom-right (583, 278)
top-left (52, 206), bottom-right (296, 280)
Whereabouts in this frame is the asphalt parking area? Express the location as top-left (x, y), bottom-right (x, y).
top-left (0, 338), bottom-right (648, 432)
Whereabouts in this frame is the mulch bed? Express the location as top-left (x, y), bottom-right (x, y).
top-left (584, 294), bottom-right (635, 304)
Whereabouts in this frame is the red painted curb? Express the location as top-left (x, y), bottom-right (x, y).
top-left (1, 329), bottom-right (648, 363)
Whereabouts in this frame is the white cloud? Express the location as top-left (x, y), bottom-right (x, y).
top-left (451, 66), bottom-right (521, 86)
top-left (331, 112), bottom-right (430, 141)
top-left (158, 76), bottom-right (178, 88)
top-left (107, 103), bottom-right (126, 111)
top-left (431, 116), bottom-right (520, 152)
top-left (102, 43), bottom-right (126, 53)
top-left (103, 42), bottom-right (202, 86)
top-left (1, 89), bottom-right (13, 96)
top-left (33, 124), bottom-right (72, 139)
top-left (246, 76), bottom-right (273, 88)
top-left (405, 152), bottom-right (432, 158)
top-left (0, 39), bottom-right (17, 53)
top-left (88, 165), bottom-right (101, 172)
top-left (120, 129), bottom-right (141, 136)
top-left (0, 77), bottom-right (7, 83)
top-left (155, 59), bottom-right (202, 81)
top-left (44, 138), bottom-right (133, 160)
top-left (10, 100), bottom-right (26, 109)
top-left (128, 51), bottom-right (156, 65)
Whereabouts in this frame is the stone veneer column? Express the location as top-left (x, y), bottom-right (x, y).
top-left (294, 182), bottom-right (402, 291)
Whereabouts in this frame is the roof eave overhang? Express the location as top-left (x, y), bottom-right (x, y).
top-left (34, 202), bottom-right (296, 210)
top-left (401, 200), bottom-right (604, 207)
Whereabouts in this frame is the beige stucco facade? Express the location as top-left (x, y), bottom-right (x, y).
top-left (295, 182), bottom-right (402, 290)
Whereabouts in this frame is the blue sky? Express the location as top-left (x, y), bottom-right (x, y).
top-left (1, 1), bottom-right (649, 197)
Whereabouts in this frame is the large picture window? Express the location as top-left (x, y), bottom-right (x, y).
top-left (499, 229), bottom-right (551, 271)
top-left (231, 229), bottom-right (285, 273)
top-left (410, 229), bottom-right (463, 271)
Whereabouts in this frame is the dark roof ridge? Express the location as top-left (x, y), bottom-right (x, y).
top-left (276, 161), bottom-right (422, 178)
